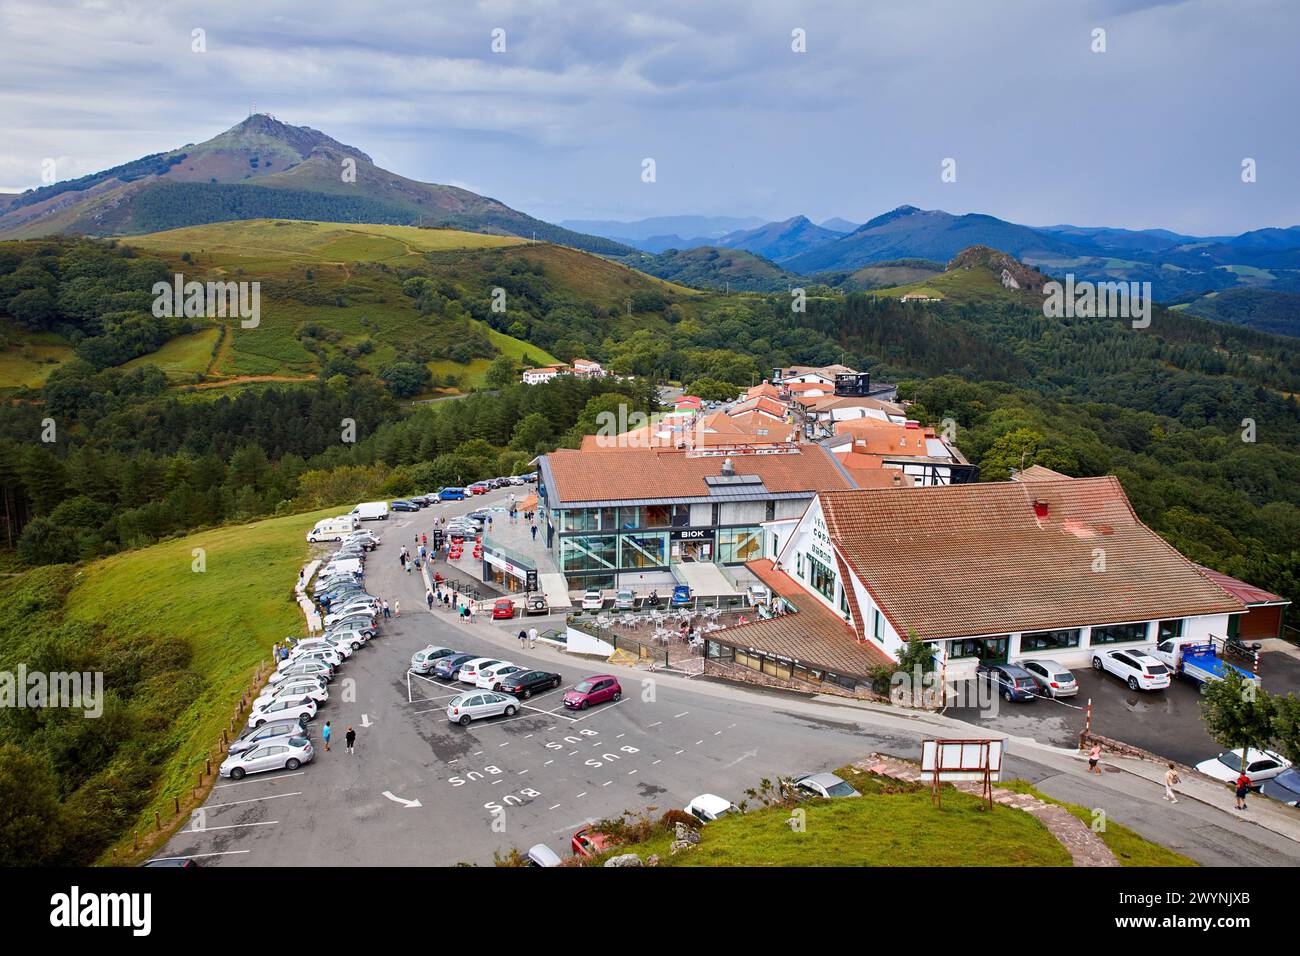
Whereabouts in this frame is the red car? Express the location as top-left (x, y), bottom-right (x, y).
top-left (492, 598), bottom-right (515, 620)
top-left (563, 675), bottom-right (622, 710)
top-left (571, 825), bottom-right (615, 857)
top-left (468, 483), bottom-right (489, 495)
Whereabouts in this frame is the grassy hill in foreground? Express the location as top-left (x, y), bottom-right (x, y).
top-left (0, 506), bottom-right (333, 864)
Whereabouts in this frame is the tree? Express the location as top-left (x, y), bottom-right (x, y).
top-left (380, 361), bottom-right (432, 399)
top-left (1201, 670), bottom-right (1277, 773)
top-left (17, 517), bottom-right (79, 565)
top-left (0, 745), bottom-right (67, 866)
top-left (484, 355), bottom-right (519, 389)
top-left (1273, 693), bottom-right (1300, 766)
top-left (510, 412), bottom-right (553, 454)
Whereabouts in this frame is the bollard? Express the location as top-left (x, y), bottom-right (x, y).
top-left (133, 831), bottom-right (138, 850)
top-left (155, 811), bottom-right (161, 831)
top-left (197, 771), bottom-right (203, 788)
top-left (174, 797), bottom-right (180, 815)
top-left (206, 758), bottom-right (212, 776)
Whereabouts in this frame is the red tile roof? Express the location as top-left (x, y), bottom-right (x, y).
top-left (817, 477), bottom-right (1245, 640)
top-left (544, 444), bottom-right (854, 503)
top-left (1198, 566), bottom-right (1290, 607)
top-left (717, 559), bottom-right (891, 675)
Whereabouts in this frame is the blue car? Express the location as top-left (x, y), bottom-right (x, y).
top-left (669, 585), bottom-right (692, 607)
top-left (1262, 767), bottom-right (1300, 808)
top-left (977, 662), bottom-right (1039, 702)
top-left (439, 487), bottom-right (467, 501)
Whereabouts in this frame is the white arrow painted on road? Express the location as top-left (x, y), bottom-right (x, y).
top-left (360, 714), bottom-right (372, 728)
top-left (726, 749), bottom-right (758, 768)
top-left (382, 791), bottom-right (422, 808)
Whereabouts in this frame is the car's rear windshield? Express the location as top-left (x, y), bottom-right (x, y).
top-left (1145, 663), bottom-right (1169, 674)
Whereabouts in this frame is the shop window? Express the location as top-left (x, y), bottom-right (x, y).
top-left (1090, 622), bottom-right (1149, 645)
top-left (619, 533), bottom-right (667, 569)
top-left (718, 527), bottom-right (762, 564)
top-left (1019, 628), bottom-right (1082, 652)
top-left (806, 555), bottom-right (835, 600)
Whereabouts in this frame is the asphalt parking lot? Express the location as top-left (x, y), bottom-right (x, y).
top-left (947, 650), bottom-right (1300, 767)
top-left (162, 489), bottom-right (916, 866)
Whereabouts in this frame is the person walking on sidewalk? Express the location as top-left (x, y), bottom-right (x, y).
top-left (426, 589), bottom-right (434, 611)
top-left (345, 726), bottom-right (356, 754)
top-left (322, 721), bottom-right (332, 752)
top-left (1163, 763), bottom-right (1180, 802)
top-left (1235, 771), bottom-right (1252, 810)
top-left (382, 599), bottom-right (390, 619)
top-left (518, 628), bottom-right (527, 648)
top-left (1088, 743), bottom-right (1102, 774)
top-left (394, 599), bottom-right (400, 618)
top-left (528, 626), bottom-right (538, 649)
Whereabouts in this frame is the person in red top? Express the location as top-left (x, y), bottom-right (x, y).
top-left (1235, 771), bottom-right (1252, 810)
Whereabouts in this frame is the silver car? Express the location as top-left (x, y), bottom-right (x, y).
top-left (268, 660), bottom-right (334, 685)
top-left (446, 691), bottom-right (520, 726)
top-left (790, 772), bottom-right (860, 799)
top-left (220, 736), bottom-right (314, 779)
top-left (1021, 659), bottom-right (1079, 698)
top-left (248, 695), bottom-right (317, 728)
top-left (410, 645), bottom-right (456, 675)
top-left (228, 718), bottom-right (309, 755)
top-left (324, 628), bottom-right (369, 651)
top-left (253, 679), bottom-right (328, 711)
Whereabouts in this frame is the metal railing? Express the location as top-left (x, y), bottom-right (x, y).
top-left (568, 618), bottom-right (668, 667)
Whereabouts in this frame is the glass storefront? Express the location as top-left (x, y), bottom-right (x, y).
top-left (717, 526), bottom-right (762, 564)
top-left (620, 532), bottom-right (667, 568)
top-left (560, 534), bottom-right (617, 572)
top-left (1090, 622), bottom-right (1150, 645)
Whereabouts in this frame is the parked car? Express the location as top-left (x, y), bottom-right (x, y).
top-left (268, 660), bottom-right (334, 685)
top-left (281, 646), bottom-right (342, 670)
top-left (410, 645), bottom-right (457, 675)
top-left (220, 735), bottom-right (314, 779)
top-left (142, 857), bottom-right (198, 868)
top-left (571, 825), bottom-right (615, 857)
top-left (390, 499), bottom-right (418, 512)
top-left (433, 653), bottom-right (476, 680)
top-left (228, 717), bottom-right (309, 755)
top-left (476, 662), bottom-right (525, 691)
top-left (1020, 659), bottom-right (1078, 698)
top-left (581, 589), bottom-right (604, 610)
top-left (1092, 649), bottom-right (1171, 691)
top-left (323, 628), bottom-right (370, 651)
top-left (509, 476), bottom-right (527, 486)
top-left (248, 695), bottom-right (317, 729)
top-left (466, 509), bottom-right (490, 521)
top-left (684, 793), bottom-right (739, 823)
top-left (670, 584), bottom-right (692, 607)
top-left (446, 691), bottom-right (520, 725)
top-left (527, 844), bottom-right (563, 867)
top-left (492, 598), bottom-right (516, 620)
top-left (468, 483), bottom-right (489, 495)
top-left (977, 662), bottom-right (1039, 702)
top-left (789, 772), bottom-right (860, 799)
top-left (254, 680), bottom-right (328, 711)
top-left (497, 669), bottom-right (563, 700)
top-left (1195, 748), bottom-right (1292, 787)
top-left (438, 487), bottom-right (467, 501)
top-left (525, 594), bottom-right (549, 615)
top-left (292, 637), bottom-right (354, 660)
top-left (456, 657), bottom-right (501, 684)
top-left (325, 615), bottom-right (378, 637)
top-left (1261, 767), bottom-right (1300, 807)
top-left (614, 589), bottom-right (636, 610)
top-left (522, 473), bottom-right (538, 483)
top-left (563, 675), bottom-right (622, 710)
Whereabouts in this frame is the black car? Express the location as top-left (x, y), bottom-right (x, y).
top-left (466, 510), bottom-right (490, 522)
top-left (390, 500), bottom-right (418, 512)
top-left (976, 662), bottom-right (1039, 702)
top-left (498, 669), bottom-right (563, 700)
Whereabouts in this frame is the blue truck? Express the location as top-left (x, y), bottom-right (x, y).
top-left (1152, 638), bottom-right (1259, 687)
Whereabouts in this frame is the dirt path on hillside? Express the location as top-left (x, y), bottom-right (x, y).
top-left (191, 374), bottom-right (317, 389)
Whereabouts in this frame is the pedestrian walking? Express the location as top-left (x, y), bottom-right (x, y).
top-left (345, 726), bottom-right (356, 754)
top-left (528, 626), bottom-right (538, 649)
top-left (1235, 771), bottom-right (1252, 810)
top-left (530, 524), bottom-right (538, 542)
top-left (1163, 763), bottom-right (1180, 803)
top-left (399, 553), bottom-right (406, 569)
top-left (426, 589), bottom-right (435, 610)
top-left (322, 721), bottom-right (332, 752)
top-left (421, 533), bottom-right (427, 547)
top-left (518, 628), bottom-right (528, 647)
top-left (1088, 743), bottom-right (1102, 774)
top-left (394, 599), bottom-right (400, 618)
top-left (382, 599), bottom-right (391, 619)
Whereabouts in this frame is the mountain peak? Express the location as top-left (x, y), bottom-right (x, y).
top-left (200, 114), bottom-right (372, 164)
top-left (856, 204), bottom-right (928, 231)
top-left (946, 245), bottom-right (1048, 292)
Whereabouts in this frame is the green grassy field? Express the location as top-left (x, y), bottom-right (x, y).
top-left (122, 326), bottom-right (222, 379)
top-left (0, 319), bottom-right (76, 388)
top-left (59, 506), bottom-right (337, 860)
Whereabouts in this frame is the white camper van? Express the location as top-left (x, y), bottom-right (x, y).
top-left (307, 515), bottom-right (361, 542)
top-left (351, 501), bottom-right (390, 522)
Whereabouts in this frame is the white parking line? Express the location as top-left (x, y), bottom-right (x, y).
top-left (673, 711), bottom-right (689, 718)
top-left (188, 821), bottom-right (279, 833)
top-left (174, 850), bottom-right (252, 859)
top-left (213, 772), bottom-right (305, 790)
top-left (647, 721), bottom-right (662, 727)
top-left (549, 804), bottom-right (561, 810)
top-left (206, 791), bottom-right (303, 810)
top-left (576, 791), bottom-right (587, 798)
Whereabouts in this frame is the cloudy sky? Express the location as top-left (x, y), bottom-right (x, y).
top-left (2, 0), bottom-right (1295, 234)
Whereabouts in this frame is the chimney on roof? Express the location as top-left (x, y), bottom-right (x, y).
top-left (721, 456), bottom-right (735, 477)
top-left (1032, 499), bottom-right (1049, 519)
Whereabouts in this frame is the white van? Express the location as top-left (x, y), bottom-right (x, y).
top-left (307, 515), bottom-right (360, 542)
top-left (321, 558), bottom-right (363, 578)
top-left (351, 501), bottom-right (390, 522)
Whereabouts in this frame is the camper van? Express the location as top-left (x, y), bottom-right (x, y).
top-left (351, 501), bottom-right (390, 522)
top-left (307, 515), bottom-right (360, 542)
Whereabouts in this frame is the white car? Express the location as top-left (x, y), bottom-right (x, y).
top-left (581, 590), bottom-right (604, 610)
top-left (746, 584), bottom-right (770, 606)
top-left (280, 647), bottom-right (342, 671)
top-left (1195, 748), bottom-right (1292, 786)
top-left (476, 662), bottom-right (525, 691)
top-left (292, 638), bottom-right (354, 660)
top-left (220, 736), bottom-right (314, 779)
top-left (1091, 649), bottom-right (1170, 691)
top-left (268, 660), bottom-right (334, 685)
top-left (253, 680), bottom-right (328, 711)
top-left (248, 695), bottom-right (317, 729)
top-left (324, 604), bottom-right (378, 627)
top-left (456, 657), bottom-right (501, 684)
top-left (323, 628), bottom-right (369, 651)
top-left (684, 793), bottom-right (740, 823)
top-left (1021, 659), bottom-right (1079, 698)
top-left (447, 691), bottom-right (520, 726)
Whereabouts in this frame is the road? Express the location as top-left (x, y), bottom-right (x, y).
top-left (160, 488), bottom-right (1300, 867)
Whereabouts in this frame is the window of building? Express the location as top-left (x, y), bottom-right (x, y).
top-left (560, 534), bottom-right (617, 572)
top-left (806, 555), bottom-right (835, 600)
top-left (1157, 619), bottom-right (1184, 641)
top-left (718, 527), bottom-right (762, 564)
top-left (948, 637), bottom-right (1009, 662)
top-left (766, 500), bottom-right (776, 521)
top-left (619, 532), bottom-right (667, 569)
top-left (872, 607), bottom-right (883, 641)
top-left (1090, 622), bottom-right (1149, 645)
top-left (618, 505), bottom-right (644, 529)
top-left (671, 505), bottom-right (691, 527)
top-left (1019, 628), bottom-right (1082, 652)
top-left (643, 504), bottom-right (671, 528)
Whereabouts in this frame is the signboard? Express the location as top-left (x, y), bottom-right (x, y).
top-left (432, 530), bottom-right (445, 549)
top-left (525, 569), bottom-right (538, 592)
top-left (920, 739), bottom-right (1003, 780)
top-left (670, 528), bottom-right (716, 542)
